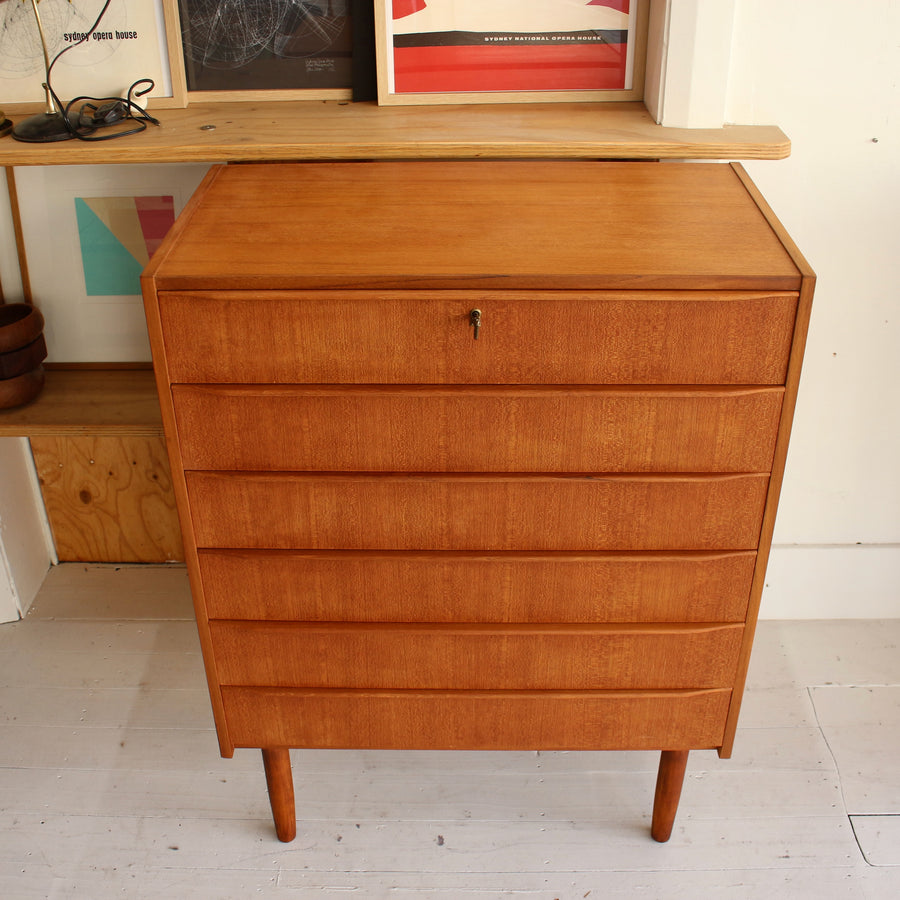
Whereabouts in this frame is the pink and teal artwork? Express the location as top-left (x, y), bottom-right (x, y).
top-left (75, 196), bottom-right (175, 296)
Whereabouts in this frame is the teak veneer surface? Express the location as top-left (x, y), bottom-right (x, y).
top-left (140, 160), bottom-right (814, 844)
top-left (220, 687), bottom-right (732, 752)
top-left (184, 472), bottom-right (770, 552)
top-left (198, 549), bottom-right (757, 624)
top-left (209, 621), bottom-right (744, 691)
top-left (147, 163), bottom-right (801, 292)
top-left (157, 291), bottom-right (797, 385)
top-left (171, 385), bottom-right (783, 473)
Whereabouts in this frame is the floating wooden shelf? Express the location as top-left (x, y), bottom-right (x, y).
top-left (0, 368), bottom-right (161, 437)
top-left (0, 101), bottom-right (790, 166)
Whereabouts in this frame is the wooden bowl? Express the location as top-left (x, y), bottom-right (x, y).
top-left (0, 334), bottom-right (47, 380)
top-left (0, 303), bottom-right (45, 353)
top-left (0, 365), bottom-right (45, 410)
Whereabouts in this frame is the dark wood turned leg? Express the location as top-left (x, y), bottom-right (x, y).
top-left (262, 748), bottom-right (296, 842)
top-left (651, 749), bottom-right (690, 842)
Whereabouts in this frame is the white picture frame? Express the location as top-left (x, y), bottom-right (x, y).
top-left (15, 163), bottom-right (210, 363)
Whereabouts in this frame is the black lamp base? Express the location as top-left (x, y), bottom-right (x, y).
top-left (11, 110), bottom-right (89, 143)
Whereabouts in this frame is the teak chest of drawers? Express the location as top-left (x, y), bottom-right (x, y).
top-left (141, 160), bottom-right (814, 843)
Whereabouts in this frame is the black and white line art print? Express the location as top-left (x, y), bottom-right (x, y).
top-left (177, 0), bottom-right (351, 93)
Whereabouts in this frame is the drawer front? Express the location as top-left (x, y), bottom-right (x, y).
top-left (172, 385), bottom-right (783, 473)
top-left (220, 686), bottom-right (731, 751)
top-left (198, 549), bottom-right (756, 623)
top-left (159, 291), bottom-right (797, 385)
top-left (209, 621), bottom-right (743, 691)
top-left (185, 472), bottom-right (769, 551)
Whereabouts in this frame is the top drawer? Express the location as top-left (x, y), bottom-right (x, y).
top-left (158, 290), bottom-right (797, 385)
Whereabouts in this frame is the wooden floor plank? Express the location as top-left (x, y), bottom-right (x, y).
top-left (850, 815), bottom-right (900, 866)
top-left (0, 812), bottom-right (861, 875)
top-left (811, 686), bottom-right (900, 814)
top-left (0, 685), bottom-right (213, 728)
top-left (25, 564), bottom-right (193, 620)
top-left (1, 565), bottom-right (899, 898)
top-left (747, 621), bottom-right (900, 690)
top-left (2, 864), bottom-right (895, 900)
top-left (0, 649), bottom-right (207, 691)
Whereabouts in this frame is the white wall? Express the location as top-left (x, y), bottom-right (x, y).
top-left (0, 438), bottom-right (53, 622)
top-left (721, 0), bottom-right (900, 617)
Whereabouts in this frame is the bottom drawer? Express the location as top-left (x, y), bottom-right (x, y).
top-left (221, 686), bottom-right (731, 751)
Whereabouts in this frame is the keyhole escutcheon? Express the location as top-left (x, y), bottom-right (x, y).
top-left (469, 308), bottom-right (482, 340)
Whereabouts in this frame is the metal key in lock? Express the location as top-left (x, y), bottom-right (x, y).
top-left (469, 308), bottom-right (482, 340)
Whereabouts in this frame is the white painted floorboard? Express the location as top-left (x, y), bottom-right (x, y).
top-left (1, 564), bottom-right (898, 899)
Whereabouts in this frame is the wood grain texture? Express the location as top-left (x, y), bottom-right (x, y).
top-left (139, 161), bottom-right (814, 839)
top-left (0, 369), bottom-right (162, 437)
top-left (221, 686), bottom-right (732, 751)
top-left (651, 750), bottom-right (691, 842)
top-left (261, 748), bottom-right (296, 843)
top-left (719, 166), bottom-right (818, 758)
top-left (172, 385), bottom-right (784, 473)
top-left (147, 163), bottom-right (801, 292)
top-left (30, 436), bottom-right (183, 563)
top-left (158, 291), bottom-right (797, 385)
top-left (4, 168), bottom-right (31, 303)
top-left (209, 621), bottom-right (744, 691)
top-left (185, 472), bottom-right (769, 552)
top-left (197, 549), bottom-right (756, 624)
top-left (0, 101), bottom-right (791, 167)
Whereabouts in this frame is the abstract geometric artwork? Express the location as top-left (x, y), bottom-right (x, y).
top-left (75, 196), bottom-right (175, 296)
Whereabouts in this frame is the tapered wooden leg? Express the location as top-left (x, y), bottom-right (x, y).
top-left (262, 748), bottom-right (296, 842)
top-left (651, 749), bottom-right (689, 842)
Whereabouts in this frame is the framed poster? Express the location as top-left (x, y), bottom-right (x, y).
top-left (375, 0), bottom-right (648, 106)
top-left (15, 164), bottom-right (211, 362)
top-left (164, 0), bottom-right (353, 104)
top-left (0, 0), bottom-right (176, 113)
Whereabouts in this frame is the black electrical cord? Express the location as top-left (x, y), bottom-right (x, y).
top-left (42, 0), bottom-right (160, 141)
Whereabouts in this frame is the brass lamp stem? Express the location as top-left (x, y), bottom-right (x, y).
top-left (28, 0), bottom-right (56, 115)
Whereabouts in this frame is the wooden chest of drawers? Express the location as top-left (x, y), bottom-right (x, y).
top-left (141, 161), bottom-right (813, 843)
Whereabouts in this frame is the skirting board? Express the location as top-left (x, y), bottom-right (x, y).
top-left (760, 544), bottom-right (900, 620)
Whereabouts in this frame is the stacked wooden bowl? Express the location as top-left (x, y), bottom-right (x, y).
top-left (0, 304), bottom-right (47, 409)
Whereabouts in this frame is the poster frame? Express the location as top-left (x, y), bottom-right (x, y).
top-left (374, 0), bottom-right (648, 106)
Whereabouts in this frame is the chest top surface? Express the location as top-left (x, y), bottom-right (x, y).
top-left (144, 161), bottom-right (801, 294)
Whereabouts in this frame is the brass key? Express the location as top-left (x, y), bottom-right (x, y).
top-left (469, 308), bottom-right (482, 340)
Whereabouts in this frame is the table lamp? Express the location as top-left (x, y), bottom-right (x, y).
top-left (6, 0), bottom-right (81, 142)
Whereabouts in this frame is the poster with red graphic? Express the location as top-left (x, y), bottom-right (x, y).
top-left (379, 0), bottom-right (642, 101)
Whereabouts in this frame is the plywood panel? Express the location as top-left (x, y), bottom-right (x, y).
top-left (30, 436), bottom-right (183, 563)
